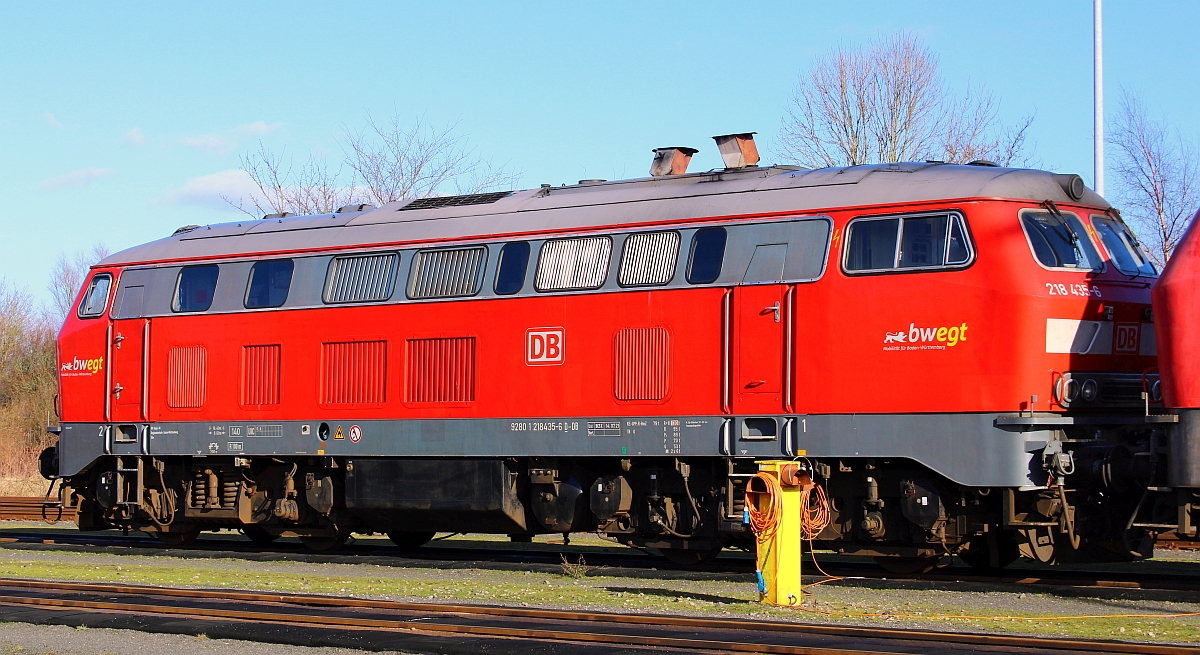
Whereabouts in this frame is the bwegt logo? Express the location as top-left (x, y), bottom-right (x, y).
top-left (883, 323), bottom-right (969, 349)
top-left (61, 356), bottom-right (105, 375)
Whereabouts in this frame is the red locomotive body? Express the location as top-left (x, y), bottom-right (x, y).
top-left (48, 145), bottom-right (1195, 567)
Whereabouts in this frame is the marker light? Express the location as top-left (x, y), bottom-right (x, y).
top-left (1081, 379), bottom-right (1099, 402)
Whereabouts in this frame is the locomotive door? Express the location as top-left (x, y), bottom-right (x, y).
top-left (734, 284), bottom-right (787, 413)
top-left (110, 285), bottom-right (148, 422)
top-left (733, 243), bottom-right (791, 414)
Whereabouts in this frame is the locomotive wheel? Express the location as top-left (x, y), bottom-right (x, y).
top-left (241, 525), bottom-right (279, 545)
top-left (300, 528), bottom-right (351, 552)
top-left (661, 546), bottom-right (724, 566)
top-left (957, 534), bottom-right (1020, 570)
top-left (156, 527), bottom-right (201, 547)
top-left (872, 555), bottom-right (942, 575)
top-left (387, 530), bottom-right (437, 550)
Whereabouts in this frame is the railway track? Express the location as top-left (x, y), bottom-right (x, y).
top-left (0, 497), bottom-right (74, 523)
top-left (0, 526), bottom-right (1197, 596)
top-left (0, 577), bottom-right (1193, 655)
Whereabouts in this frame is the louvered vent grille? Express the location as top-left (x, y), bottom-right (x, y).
top-left (619, 231), bottom-right (681, 286)
top-left (241, 344), bottom-right (281, 407)
top-left (613, 328), bottom-right (670, 401)
top-left (321, 341), bottom-right (387, 405)
top-left (405, 337), bottom-right (476, 403)
top-left (407, 247), bottom-right (486, 299)
top-left (399, 191), bottom-right (512, 211)
top-left (324, 253), bottom-right (398, 303)
top-left (535, 236), bottom-right (612, 291)
top-left (167, 345), bottom-right (207, 409)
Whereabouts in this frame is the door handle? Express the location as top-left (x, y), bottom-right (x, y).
top-left (113, 383), bottom-right (124, 399)
top-left (114, 333), bottom-right (125, 348)
top-left (764, 302), bottom-right (781, 323)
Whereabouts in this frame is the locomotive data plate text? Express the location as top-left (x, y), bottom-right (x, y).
top-left (509, 420), bottom-right (581, 433)
top-left (587, 421), bottom-right (621, 437)
top-left (246, 424), bottom-right (283, 438)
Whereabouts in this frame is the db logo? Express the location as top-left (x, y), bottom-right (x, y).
top-left (1114, 323), bottom-right (1140, 354)
top-left (526, 327), bottom-right (564, 365)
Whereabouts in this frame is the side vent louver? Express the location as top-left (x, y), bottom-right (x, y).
top-left (167, 345), bottom-right (208, 409)
top-left (400, 192), bottom-right (512, 211)
top-left (535, 236), bottom-right (612, 291)
top-left (407, 247), bottom-right (487, 299)
top-left (619, 231), bottom-right (681, 286)
top-left (324, 252), bottom-right (398, 303)
top-left (321, 341), bottom-right (387, 405)
top-left (613, 327), bottom-right (670, 401)
top-left (241, 344), bottom-right (281, 407)
top-left (405, 337), bottom-right (476, 403)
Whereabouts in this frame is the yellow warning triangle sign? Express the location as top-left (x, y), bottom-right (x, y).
top-left (334, 425), bottom-right (344, 440)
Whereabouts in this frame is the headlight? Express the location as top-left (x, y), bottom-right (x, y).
top-left (1151, 379), bottom-right (1162, 402)
top-left (1081, 379), bottom-right (1099, 402)
top-left (1063, 378), bottom-right (1081, 403)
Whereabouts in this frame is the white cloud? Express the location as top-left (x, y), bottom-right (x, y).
top-left (182, 134), bottom-right (239, 156)
top-left (155, 169), bottom-right (261, 211)
top-left (45, 113), bottom-right (63, 129)
top-left (182, 121), bottom-right (282, 156)
top-left (232, 121), bottom-right (282, 137)
top-left (39, 167), bottom-right (114, 191)
top-left (122, 127), bottom-right (145, 146)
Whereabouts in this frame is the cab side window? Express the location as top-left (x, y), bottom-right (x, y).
top-left (844, 213), bottom-right (972, 273)
top-left (77, 274), bottom-right (112, 318)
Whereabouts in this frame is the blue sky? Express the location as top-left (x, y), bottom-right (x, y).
top-left (1, 1), bottom-right (1197, 301)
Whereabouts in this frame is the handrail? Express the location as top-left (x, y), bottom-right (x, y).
top-left (721, 289), bottom-right (732, 414)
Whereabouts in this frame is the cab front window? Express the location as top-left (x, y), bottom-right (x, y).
top-left (1091, 215), bottom-right (1157, 277)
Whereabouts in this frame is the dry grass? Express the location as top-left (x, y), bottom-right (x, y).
top-left (0, 280), bottom-right (60, 485)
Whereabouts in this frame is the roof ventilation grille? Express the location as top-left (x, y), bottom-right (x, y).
top-left (712, 133), bottom-right (759, 169)
top-left (262, 212), bottom-right (293, 220)
top-left (649, 147), bottom-right (698, 177)
top-left (966, 159), bottom-right (999, 167)
top-left (172, 225), bottom-right (201, 236)
top-left (337, 203), bottom-right (376, 213)
top-left (399, 191), bottom-right (513, 211)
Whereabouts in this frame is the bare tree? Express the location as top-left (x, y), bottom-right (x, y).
top-left (48, 244), bottom-right (110, 327)
top-left (228, 144), bottom-right (360, 217)
top-left (779, 33), bottom-right (1033, 168)
top-left (228, 113), bottom-right (519, 217)
top-left (343, 115), bottom-right (519, 206)
top-left (1109, 89), bottom-right (1198, 266)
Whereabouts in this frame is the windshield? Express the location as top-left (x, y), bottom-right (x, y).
top-left (1091, 216), bottom-right (1158, 277)
top-left (1020, 210), bottom-right (1104, 271)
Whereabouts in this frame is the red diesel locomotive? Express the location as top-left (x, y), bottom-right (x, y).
top-left (45, 134), bottom-right (1198, 570)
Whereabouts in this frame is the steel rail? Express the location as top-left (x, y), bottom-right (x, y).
top-left (0, 578), bottom-right (1195, 655)
top-left (0, 525), bottom-right (1198, 593)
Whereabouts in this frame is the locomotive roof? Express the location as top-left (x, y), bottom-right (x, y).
top-left (102, 162), bottom-right (1109, 267)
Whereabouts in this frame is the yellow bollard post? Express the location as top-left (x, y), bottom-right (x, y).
top-left (747, 459), bottom-right (804, 607)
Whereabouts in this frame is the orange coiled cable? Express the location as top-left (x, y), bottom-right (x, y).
top-left (746, 471), bottom-right (783, 542)
top-left (799, 482), bottom-right (831, 540)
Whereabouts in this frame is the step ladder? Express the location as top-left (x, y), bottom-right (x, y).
top-left (114, 456), bottom-right (143, 509)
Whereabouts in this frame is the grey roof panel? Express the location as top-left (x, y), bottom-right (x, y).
top-left (100, 163), bottom-right (1109, 267)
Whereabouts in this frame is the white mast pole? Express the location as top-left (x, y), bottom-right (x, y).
top-left (1094, 0), bottom-right (1104, 196)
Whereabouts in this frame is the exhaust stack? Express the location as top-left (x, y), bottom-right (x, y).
top-left (649, 147), bottom-right (698, 177)
top-left (712, 132), bottom-right (760, 169)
